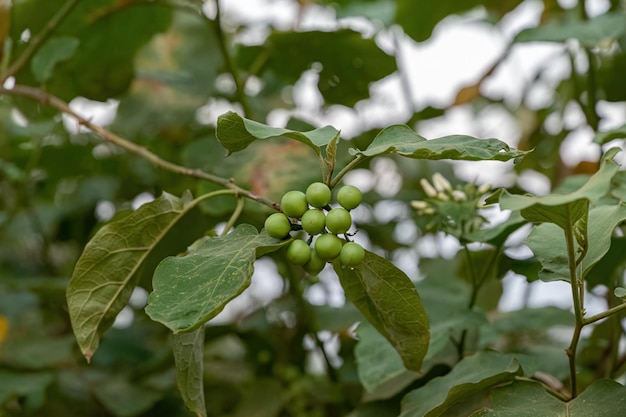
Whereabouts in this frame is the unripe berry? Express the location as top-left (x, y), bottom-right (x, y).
top-left (340, 242), bottom-right (365, 267)
top-left (286, 240), bottom-right (312, 265)
top-left (264, 213), bottom-right (291, 239)
top-left (337, 185), bottom-right (362, 210)
top-left (305, 182), bottom-right (331, 208)
top-left (281, 190), bottom-right (308, 218)
top-left (301, 209), bottom-right (326, 235)
top-left (314, 234), bottom-right (343, 261)
top-left (325, 208), bottom-right (352, 234)
top-left (304, 249), bottom-right (326, 275)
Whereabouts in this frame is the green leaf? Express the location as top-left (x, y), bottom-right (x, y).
top-left (93, 376), bottom-right (162, 417)
top-left (465, 211), bottom-right (526, 247)
top-left (333, 251), bottom-right (430, 372)
top-left (526, 203), bottom-right (626, 282)
top-left (350, 125), bottom-right (528, 161)
top-left (31, 36), bottom-right (79, 82)
top-left (514, 12), bottom-right (626, 48)
top-left (594, 124), bottom-right (626, 144)
top-left (67, 192), bottom-right (212, 359)
top-left (400, 351), bottom-right (522, 417)
top-left (171, 327), bottom-right (206, 417)
top-left (237, 29), bottom-right (396, 107)
top-left (145, 224), bottom-right (289, 332)
top-left (10, 0), bottom-right (173, 101)
top-left (216, 111), bottom-right (339, 155)
top-left (473, 379), bottom-right (626, 416)
top-left (355, 321), bottom-right (408, 393)
top-left (615, 287), bottom-right (626, 298)
top-left (0, 371), bottom-right (53, 405)
top-left (491, 147), bottom-right (620, 229)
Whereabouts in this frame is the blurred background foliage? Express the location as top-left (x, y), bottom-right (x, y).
top-left (1, 0), bottom-right (626, 415)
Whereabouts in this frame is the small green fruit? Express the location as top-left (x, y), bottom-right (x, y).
top-left (286, 240), bottom-right (312, 265)
top-left (337, 185), bottom-right (363, 210)
top-left (305, 182), bottom-right (331, 208)
top-left (301, 209), bottom-right (326, 235)
top-left (304, 249), bottom-right (326, 275)
top-left (281, 190), bottom-right (308, 218)
top-left (325, 208), bottom-right (352, 234)
top-left (340, 242), bottom-right (365, 267)
top-left (264, 213), bottom-right (291, 239)
top-left (314, 234), bottom-right (343, 261)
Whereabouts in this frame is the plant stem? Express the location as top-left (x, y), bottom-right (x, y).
top-left (0, 0), bottom-right (81, 84)
top-left (0, 84), bottom-right (280, 211)
top-left (221, 197), bottom-right (244, 236)
top-left (583, 302), bottom-right (626, 326)
top-left (330, 154), bottom-right (368, 188)
top-left (564, 227), bottom-right (584, 398)
top-left (212, 0), bottom-right (252, 118)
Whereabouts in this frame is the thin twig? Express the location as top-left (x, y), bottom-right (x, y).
top-left (0, 84), bottom-right (280, 210)
top-left (564, 228), bottom-right (584, 398)
top-left (1, 0), bottom-right (81, 83)
top-left (330, 154), bottom-right (368, 188)
top-left (221, 197), bottom-right (244, 236)
top-left (212, 0), bottom-right (252, 118)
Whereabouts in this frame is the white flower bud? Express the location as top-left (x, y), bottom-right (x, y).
top-left (411, 200), bottom-right (429, 210)
top-left (451, 190), bottom-right (466, 201)
top-left (477, 183), bottom-right (492, 194)
top-left (432, 172), bottom-right (452, 192)
top-left (420, 178), bottom-right (438, 198)
top-left (437, 192), bottom-right (449, 201)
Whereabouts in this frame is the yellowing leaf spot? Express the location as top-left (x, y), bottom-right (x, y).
top-left (0, 315), bottom-right (9, 342)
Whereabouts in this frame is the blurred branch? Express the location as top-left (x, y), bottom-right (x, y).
top-left (0, 0), bottom-right (80, 84)
top-left (0, 84), bottom-right (280, 211)
top-left (212, 0), bottom-right (253, 118)
top-left (392, 25), bottom-right (416, 115)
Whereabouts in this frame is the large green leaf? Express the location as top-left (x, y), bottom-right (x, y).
top-left (515, 12), bottom-right (626, 48)
top-left (396, 0), bottom-right (524, 43)
top-left (67, 192), bottom-right (211, 359)
top-left (593, 124), bottom-right (626, 145)
top-left (490, 147), bottom-right (620, 229)
top-left (10, 0), bottom-right (173, 101)
top-left (171, 327), bottom-right (206, 417)
top-left (30, 36), bottom-right (79, 82)
top-left (355, 321), bottom-right (408, 393)
top-left (216, 111), bottom-right (339, 155)
top-left (145, 224), bottom-right (289, 332)
top-left (473, 379), bottom-right (626, 416)
top-left (350, 125), bottom-right (527, 161)
top-left (0, 370), bottom-right (54, 405)
top-left (333, 251), bottom-right (430, 372)
top-left (113, 11), bottom-right (223, 138)
top-left (526, 203), bottom-right (626, 282)
top-left (400, 351), bottom-right (522, 417)
top-left (237, 29), bottom-right (396, 107)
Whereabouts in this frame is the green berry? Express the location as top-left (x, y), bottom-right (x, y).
top-left (305, 182), bottom-right (331, 208)
top-left (286, 240), bottom-right (312, 265)
top-left (304, 249), bottom-right (326, 275)
top-left (337, 185), bottom-right (362, 210)
top-left (281, 190), bottom-right (308, 218)
top-left (314, 234), bottom-right (343, 261)
top-left (340, 242), bottom-right (365, 267)
top-left (301, 209), bottom-right (326, 235)
top-left (325, 208), bottom-right (352, 234)
top-left (264, 213), bottom-right (291, 239)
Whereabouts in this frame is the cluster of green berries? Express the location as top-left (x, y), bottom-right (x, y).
top-left (264, 182), bottom-right (365, 274)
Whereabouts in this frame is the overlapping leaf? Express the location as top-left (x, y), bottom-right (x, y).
top-left (473, 379), bottom-right (626, 416)
top-left (526, 203), bottom-right (626, 282)
top-left (333, 251), bottom-right (430, 372)
top-left (216, 111), bottom-right (339, 155)
top-left (489, 147), bottom-right (620, 227)
top-left (171, 328), bottom-right (206, 417)
top-left (67, 192), bottom-right (204, 359)
top-left (400, 351), bottom-right (522, 417)
top-left (145, 224), bottom-right (289, 332)
top-left (350, 125), bottom-right (527, 161)
top-left (515, 12), bottom-right (626, 48)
